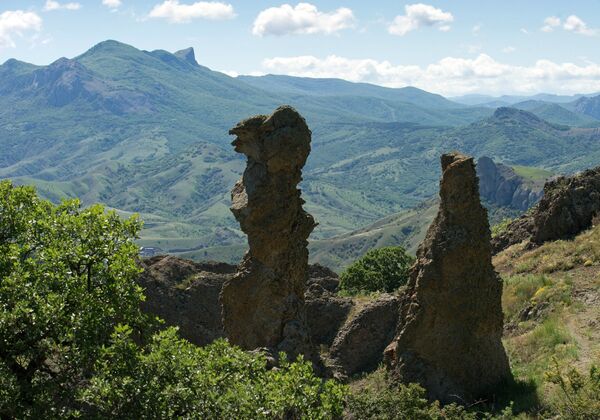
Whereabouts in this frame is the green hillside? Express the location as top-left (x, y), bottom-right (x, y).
top-left (2, 41), bottom-right (600, 261)
top-left (513, 100), bottom-right (600, 127)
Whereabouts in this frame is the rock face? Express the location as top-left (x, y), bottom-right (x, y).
top-left (305, 265), bottom-right (354, 347)
top-left (138, 255), bottom-right (236, 346)
top-left (385, 153), bottom-right (511, 403)
top-left (477, 156), bottom-right (543, 211)
top-left (220, 106), bottom-right (316, 360)
top-left (492, 165), bottom-right (600, 253)
top-left (328, 294), bottom-right (400, 379)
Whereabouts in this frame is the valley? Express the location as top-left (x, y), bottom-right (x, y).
top-left (2, 40), bottom-right (600, 269)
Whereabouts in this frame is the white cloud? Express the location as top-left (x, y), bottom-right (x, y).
top-left (252, 3), bottom-right (354, 36)
top-left (541, 16), bottom-right (560, 32)
top-left (148, 1), bottom-right (235, 23)
top-left (44, 1), bottom-right (81, 11)
top-left (259, 53), bottom-right (600, 96)
top-left (0, 10), bottom-right (42, 48)
top-left (563, 15), bottom-right (596, 36)
top-left (502, 46), bottom-right (516, 53)
top-left (102, 0), bottom-right (122, 8)
top-left (472, 23), bottom-right (481, 34)
top-left (388, 3), bottom-right (453, 36)
top-left (542, 15), bottom-right (597, 36)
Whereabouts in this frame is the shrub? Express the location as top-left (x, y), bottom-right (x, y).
top-left (545, 358), bottom-right (600, 419)
top-left (346, 381), bottom-right (485, 420)
top-left (0, 181), bottom-right (147, 417)
top-left (0, 181), bottom-right (346, 418)
top-left (82, 326), bottom-right (346, 419)
top-left (339, 246), bottom-right (415, 295)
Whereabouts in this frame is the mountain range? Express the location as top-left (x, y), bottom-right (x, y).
top-left (2, 40), bottom-right (600, 269)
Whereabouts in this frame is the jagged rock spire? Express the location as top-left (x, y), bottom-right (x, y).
top-left (220, 106), bottom-right (316, 361)
top-left (385, 152), bottom-right (512, 403)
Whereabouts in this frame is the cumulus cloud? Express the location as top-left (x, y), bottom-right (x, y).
top-left (541, 16), bottom-right (560, 32)
top-left (502, 46), bottom-right (516, 53)
top-left (148, 1), bottom-right (235, 23)
top-left (388, 3), bottom-right (453, 36)
top-left (563, 15), bottom-right (596, 36)
top-left (542, 15), bottom-right (597, 36)
top-left (252, 3), bottom-right (354, 36)
top-left (102, 0), bottom-right (122, 8)
top-left (44, 1), bottom-right (81, 11)
top-left (260, 53), bottom-right (600, 96)
top-left (0, 10), bottom-right (42, 48)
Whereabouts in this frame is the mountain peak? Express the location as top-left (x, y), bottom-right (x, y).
top-left (493, 106), bottom-right (542, 123)
top-left (79, 40), bottom-right (140, 59)
top-left (174, 47), bottom-right (198, 66)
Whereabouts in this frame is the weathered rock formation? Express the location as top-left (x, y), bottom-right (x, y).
top-left (477, 156), bottom-right (543, 211)
top-left (139, 256), bottom-right (356, 351)
top-left (220, 106), bottom-right (316, 360)
top-left (385, 152), bottom-right (511, 403)
top-left (328, 294), bottom-right (400, 379)
top-left (492, 165), bottom-right (600, 253)
top-left (138, 255), bottom-right (236, 345)
top-left (305, 266), bottom-right (354, 347)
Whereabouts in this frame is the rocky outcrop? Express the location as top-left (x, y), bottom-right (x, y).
top-left (385, 152), bottom-right (511, 403)
top-left (138, 255), bottom-right (236, 346)
top-left (477, 156), bottom-right (543, 211)
top-left (140, 254), bottom-right (348, 350)
top-left (328, 294), bottom-right (400, 379)
top-left (492, 165), bottom-right (600, 253)
top-left (220, 106), bottom-right (316, 361)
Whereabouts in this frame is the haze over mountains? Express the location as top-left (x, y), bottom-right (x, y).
top-left (2, 40), bottom-right (600, 267)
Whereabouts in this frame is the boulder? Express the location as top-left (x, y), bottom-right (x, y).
top-left (328, 294), bottom-right (399, 379)
top-left (492, 165), bottom-right (600, 253)
top-left (385, 152), bottom-right (511, 403)
top-left (220, 106), bottom-right (316, 361)
top-left (138, 255), bottom-right (236, 346)
top-left (305, 284), bottom-right (353, 347)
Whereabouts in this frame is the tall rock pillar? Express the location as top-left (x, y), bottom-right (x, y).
top-left (385, 152), bottom-right (511, 402)
top-left (220, 106), bottom-right (316, 360)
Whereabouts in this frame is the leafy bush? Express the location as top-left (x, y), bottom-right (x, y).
top-left (339, 246), bottom-right (415, 294)
top-left (347, 379), bottom-right (511, 419)
top-left (82, 327), bottom-right (346, 419)
top-left (0, 181), bottom-right (346, 418)
top-left (491, 217), bottom-right (515, 238)
top-left (0, 180), bottom-right (147, 417)
top-left (546, 358), bottom-right (600, 419)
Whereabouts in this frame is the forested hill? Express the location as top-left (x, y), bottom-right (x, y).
top-left (2, 40), bottom-right (600, 262)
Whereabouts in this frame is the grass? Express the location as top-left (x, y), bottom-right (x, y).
top-left (506, 316), bottom-right (579, 388)
top-left (511, 165), bottom-right (554, 181)
top-left (495, 224), bottom-right (600, 276)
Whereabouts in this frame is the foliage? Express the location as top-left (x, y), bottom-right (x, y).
top-left (491, 217), bottom-right (515, 238)
top-left (0, 180), bottom-right (146, 417)
top-left (339, 246), bottom-right (415, 294)
top-left (0, 181), bottom-right (346, 418)
top-left (546, 358), bottom-right (600, 419)
top-left (82, 327), bottom-right (346, 419)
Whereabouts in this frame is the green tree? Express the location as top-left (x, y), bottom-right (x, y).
top-left (0, 181), bottom-right (346, 418)
top-left (339, 246), bottom-right (415, 295)
top-left (0, 180), bottom-right (147, 417)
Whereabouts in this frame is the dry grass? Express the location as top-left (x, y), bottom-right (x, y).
top-left (494, 224), bottom-right (600, 277)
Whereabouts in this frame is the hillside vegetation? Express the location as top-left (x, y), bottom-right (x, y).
top-left (2, 41), bottom-right (600, 260)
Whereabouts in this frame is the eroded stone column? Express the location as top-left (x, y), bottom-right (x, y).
top-left (385, 152), bottom-right (512, 403)
top-left (220, 106), bottom-right (315, 361)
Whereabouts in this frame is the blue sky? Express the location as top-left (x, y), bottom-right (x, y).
top-left (2, 0), bottom-right (600, 96)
